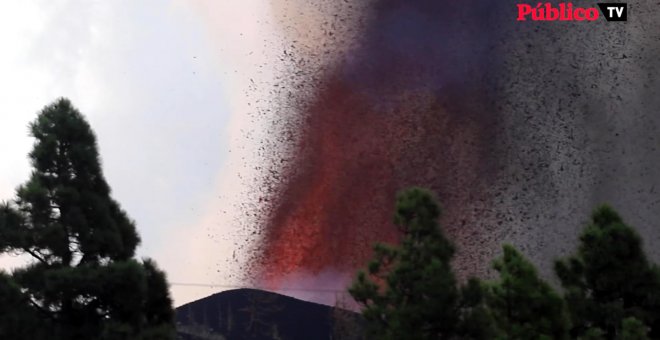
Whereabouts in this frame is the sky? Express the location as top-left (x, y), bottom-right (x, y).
top-left (0, 0), bottom-right (282, 307)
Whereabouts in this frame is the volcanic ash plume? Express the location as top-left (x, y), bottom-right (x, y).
top-left (255, 0), bottom-right (508, 303)
top-left (196, 0), bottom-right (660, 305)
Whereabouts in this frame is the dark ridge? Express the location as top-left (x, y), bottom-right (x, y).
top-left (176, 289), bottom-right (363, 340)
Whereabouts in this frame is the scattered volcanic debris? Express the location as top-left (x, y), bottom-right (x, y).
top-left (239, 0), bottom-right (660, 303)
top-left (252, 0), bottom-right (508, 296)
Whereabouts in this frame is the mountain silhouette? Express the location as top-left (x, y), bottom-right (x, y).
top-left (175, 288), bottom-right (364, 340)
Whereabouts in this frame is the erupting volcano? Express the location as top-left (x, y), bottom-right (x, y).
top-left (249, 0), bottom-right (660, 303)
top-left (254, 0), bottom-right (506, 295)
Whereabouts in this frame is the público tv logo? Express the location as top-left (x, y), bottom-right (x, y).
top-left (517, 3), bottom-right (627, 22)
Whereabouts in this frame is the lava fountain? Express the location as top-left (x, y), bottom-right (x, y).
top-left (256, 0), bottom-right (508, 301)
top-left (253, 0), bottom-right (660, 305)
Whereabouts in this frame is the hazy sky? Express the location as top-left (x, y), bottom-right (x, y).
top-left (0, 1), bottom-right (280, 306)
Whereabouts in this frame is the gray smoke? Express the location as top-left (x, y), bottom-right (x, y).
top-left (485, 0), bottom-right (660, 279)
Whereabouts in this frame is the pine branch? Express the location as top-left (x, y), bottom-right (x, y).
top-left (23, 247), bottom-right (47, 264)
top-left (28, 298), bottom-right (57, 321)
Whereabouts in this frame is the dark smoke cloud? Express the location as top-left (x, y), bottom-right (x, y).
top-left (254, 0), bottom-right (660, 299)
top-left (492, 0), bottom-right (660, 278)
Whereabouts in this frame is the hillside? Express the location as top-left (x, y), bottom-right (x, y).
top-left (175, 289), bottom-right (363, 340)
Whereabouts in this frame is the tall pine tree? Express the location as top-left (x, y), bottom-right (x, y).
top-left (488, 244), bottom-right (569, 339)
top-left (349, 188), bottom-right (494, 339)
top-left (0, 98), bottom-right (174, 339)
top-left (555, 205), bottom-right (660, 339)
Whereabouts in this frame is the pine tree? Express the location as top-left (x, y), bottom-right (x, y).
top-left (555, 205), bottom-right (660, 339)
top-left (349, 187), bottom-right (494, 339)
top-left (488, 244), bottom-right (569, 339)
top-left (0, 98), bottom-right (175, 339)
top-left (619, 317), bottom-right (649, 340)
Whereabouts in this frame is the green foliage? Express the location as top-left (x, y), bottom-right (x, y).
top-left (580, 327), bottom-right (606, 340)
top-left (349, 189), bottom-right (660, 339)
top-left (457, 278), bottom-right (498, 339)
top-left (619, 317), bottom-right (649, 340)
top-left (349, 188), bottom-right (495, 339)
top-left (0, 98), bottom-right (175, 339)
top-left (0, 270), bottom-right (52, 339)
top-left (555, 205), bottom-right (660, 339)
top-left (488, 244), bottom-right (569, 339)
